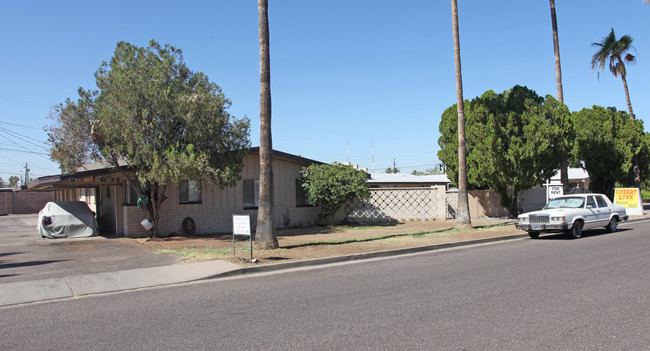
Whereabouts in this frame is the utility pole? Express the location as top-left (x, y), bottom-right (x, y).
top-left (24, 163), bottom-right (30, 185)
top-left (346, 138), bottom-right (349, 163)
top-left (371, 139), bottom-right (374, 173)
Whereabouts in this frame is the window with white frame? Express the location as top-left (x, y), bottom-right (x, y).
top-left (179, 180), bottom-right (202, 203)
top-left (243, 179), bottom-right (259, 208)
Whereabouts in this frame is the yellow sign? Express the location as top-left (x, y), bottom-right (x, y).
top-left (614, 188), bottom-right (643, 215)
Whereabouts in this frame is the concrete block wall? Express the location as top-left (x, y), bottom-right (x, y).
top-left (328, 186), bottom-right (449, 224)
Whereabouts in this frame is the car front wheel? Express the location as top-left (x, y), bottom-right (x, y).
top-left (529, 232), bottom-right (540, 239)
top-left (567, 220), bottom-right (583, 239)
top-left (606, 217), bottom-right (618, 233)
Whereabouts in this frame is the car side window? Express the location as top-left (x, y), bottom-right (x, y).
top-left (586, 196), bottom-right (596, 208)
top-left (595, 196), bottom-right (608, 208)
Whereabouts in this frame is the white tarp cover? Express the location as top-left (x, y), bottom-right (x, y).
top-left (38, 201), bottom-right (99, 239)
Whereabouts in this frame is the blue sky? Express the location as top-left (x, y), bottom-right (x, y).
top-left (1, 1), bottom-right (649, 184)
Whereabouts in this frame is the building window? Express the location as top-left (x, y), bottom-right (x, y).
top-left (295, 179), bottom-right (314, 207)
top-left (179, 180), bottom-right (201, 204)
top-left (243, 180), bottom-right (259, 208)
top-left (124, 181), bottom-right (139, 205)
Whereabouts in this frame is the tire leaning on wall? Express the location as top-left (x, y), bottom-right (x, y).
top-left (182, 216), bottom-right (196, 235)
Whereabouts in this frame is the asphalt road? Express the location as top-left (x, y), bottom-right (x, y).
top-left (2, 220), bottom-right (649, 350)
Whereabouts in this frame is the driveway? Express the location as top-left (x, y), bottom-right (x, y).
top-left (0, 214), bottom-right (179, 284)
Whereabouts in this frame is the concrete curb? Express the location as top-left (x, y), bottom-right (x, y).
top-left (0, 260), bottom-right (240, 307)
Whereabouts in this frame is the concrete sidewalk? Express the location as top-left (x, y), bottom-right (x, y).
top-left (0, 260), bottom-right (242, 306)
top-left (1, 214), bottom-right (647, 308)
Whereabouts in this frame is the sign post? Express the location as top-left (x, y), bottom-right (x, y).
top-left (232, 214), bottom-right (252, 260)
top-left (544, 180), bottom-right (564, 204)
top-left (614, 188), bottom-right (643, 216)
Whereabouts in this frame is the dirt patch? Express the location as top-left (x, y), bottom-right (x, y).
top-left (138, 219), bottom-right (526, 265)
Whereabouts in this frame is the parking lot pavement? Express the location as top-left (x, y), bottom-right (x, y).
top-left (0, 214), bottom-right (180, 284)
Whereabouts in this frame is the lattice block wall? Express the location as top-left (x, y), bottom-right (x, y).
top-left (344, 187), bottom-right (443, 223)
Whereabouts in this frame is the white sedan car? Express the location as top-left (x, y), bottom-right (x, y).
top-left (516, 193), bottom-right (628, 239)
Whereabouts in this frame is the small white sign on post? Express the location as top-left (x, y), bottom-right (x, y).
top-left (548, 185), bottom-right (563, 200)
top-left (232, 214), bottom-right (252, 260)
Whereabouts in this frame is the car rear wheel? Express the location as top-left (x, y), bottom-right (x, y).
top-left (529, 232), bottom-right (540, 239)
top-left (567, 220), bottom-right (583, 239)
top-left (606, 217), bottom-right (618, 233)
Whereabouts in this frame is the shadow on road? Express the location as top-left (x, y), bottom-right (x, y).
top-left (534, 227), bottom-right (632, 241)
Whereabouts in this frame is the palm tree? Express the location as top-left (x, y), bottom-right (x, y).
top-left (591, 28), bottom-right (640, 188)
top-left (255, 0), bottom-right (278, 249)
top-left (451, 0), bottom-right (472, 228)
top-left (549, 0), bottom-right (570, 194)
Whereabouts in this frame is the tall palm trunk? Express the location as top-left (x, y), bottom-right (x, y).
top-left (549, 0), bottom-right (569, 194)
top-left (621, 75), bottom-right (635, 120)
top-left (451, 0), bottom-right (471, 228)
top-left (621, 74), bottom-right (641, 188)
top-left (255, 0), bottom-right (278, 249)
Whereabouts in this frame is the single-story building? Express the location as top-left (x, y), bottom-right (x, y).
top-left (28, 148), bottom-right (323, 237)
top-left (549, 167), bottom-right (590, 192)
top-left (367, 173), bottom-right (452, 189)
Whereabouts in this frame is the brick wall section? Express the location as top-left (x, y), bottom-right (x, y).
top-left (0, 191), bottom-right (54, 215)
top-left (12, 192), bottom-right (54, 214)
top-left (124, 204), bottom-right (320, 238)
top-left (0, 191), bottom-right (12, 215)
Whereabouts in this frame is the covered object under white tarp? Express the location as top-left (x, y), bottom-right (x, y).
top-left (38, 201), bottom-right (99, 238)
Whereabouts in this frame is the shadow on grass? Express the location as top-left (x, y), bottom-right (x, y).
top-left (281, 228), bottom-right (459, 249)
top-left (278, 222), bottom-right (401, 237)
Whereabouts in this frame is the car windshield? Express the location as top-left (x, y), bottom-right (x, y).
top-left (544, 197), bottom-right (585, 209)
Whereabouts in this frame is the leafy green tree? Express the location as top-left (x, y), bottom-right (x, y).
top-left (450, 0), bottom-right (472, 228)
top-left (385, 167), bottom-right (400, 174)
top-left (572, 106), bottom-right (644, 197)
top-left (47, 40), bottom-right (250, 237)
top-left (591, 28), bottom-right (640, 187)
top-left (439, 86), bottom-right (566, 216)
top-left (256, 0), bottom-right (278, 250)
top-left (8, 176), bottom-right (19, 187)
top-left (300, 163), bottom-right (370, 218)
top-left (46, 89), bottom-right (100, 174)
top-left (411, 168), bottom-right (443, 176)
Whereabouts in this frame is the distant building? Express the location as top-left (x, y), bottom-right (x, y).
top-left (367, 173), bottom-right (452, 189)
top-left (550, 168), bottom-right (590, 192)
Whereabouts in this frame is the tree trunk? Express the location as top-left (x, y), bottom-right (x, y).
top-left (621, 74), bottom-right (641, 188)
top-left (451, 0), bottom-right (472, 228)
top-left (255, 0), bottom-right (278, 250)
top-left (549, 0), bottom-right (563, 104)
top-left (549, 0), bottom-right (570, 194)
top-left (621, 74), bottom-right (635, 120)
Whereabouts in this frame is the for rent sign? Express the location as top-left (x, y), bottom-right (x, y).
top-left (548, 185), bottom-right (563, 199)
top-left (614, 188), bottom-right (643, 216)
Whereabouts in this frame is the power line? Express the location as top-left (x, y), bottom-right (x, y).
top-left (0, 126), bottom-right (49, 149)
top-left (0, 121), bottom-right (42, 130)
top-left (0, 147), bottom-right (49, 156)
